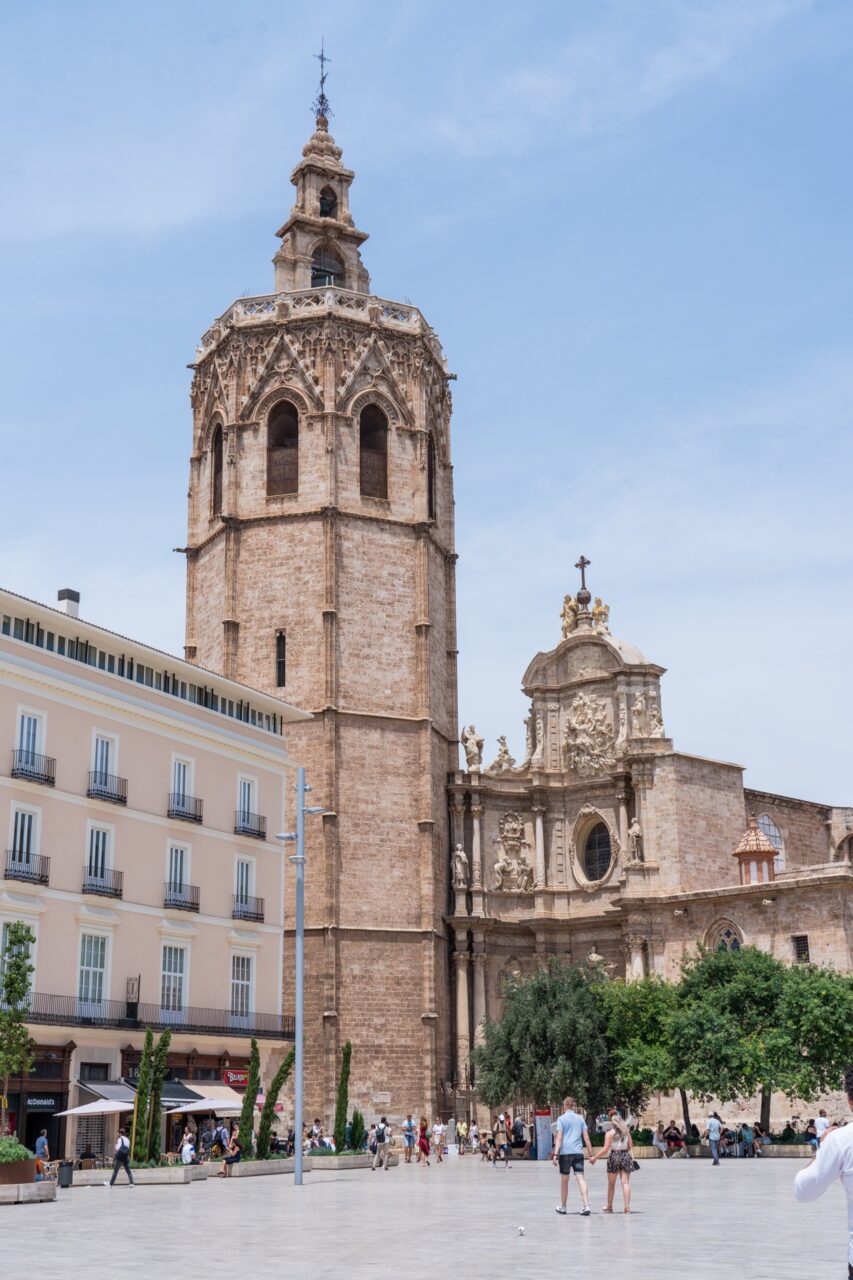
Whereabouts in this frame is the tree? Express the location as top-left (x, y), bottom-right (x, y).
top-left (147, 1029), bottom-right (172, 1162)
top-left (131, 1028), bottom-right (154, 1162)
top-left (471, 960), bottom-right (614, 1114)
top-left (238, 1038), bottom-right (261, 1154)
top-left (774, 961), bottom-right (853, 1111)
top-left (0, 922), bottom-right (35, 1138)
top-left (256, 1048), bottom-right (295, 1160)
top-left (349, 1108), bottom-right (366, 1152)
top-left (601, 975), bottom-right (694, 1132)
top-left (333, 1040), bottom-right (352, 1153)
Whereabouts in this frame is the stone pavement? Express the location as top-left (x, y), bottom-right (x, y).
top-left (0, 1156), bottom-right (845, 1279)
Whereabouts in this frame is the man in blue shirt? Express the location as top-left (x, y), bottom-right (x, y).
top-left (34, 1130), bottom-right (49, 1160)
top-left (551, 1096), bottom-right (594, 1216)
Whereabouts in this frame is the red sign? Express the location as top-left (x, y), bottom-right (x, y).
top-left (223, 1069), bottom-right (248, 1087)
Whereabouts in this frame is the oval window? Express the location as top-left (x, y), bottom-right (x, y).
top-left (583, 822), bottom-right (612, 881)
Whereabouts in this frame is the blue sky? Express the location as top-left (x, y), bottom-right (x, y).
top-left (0, 0), bottom-right (851, 801)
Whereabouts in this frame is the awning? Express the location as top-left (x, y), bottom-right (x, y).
top-left (55, 1099), bottom-right (134, 1117)
top-left (165, 1098), bottom-right (242, 1116)
top-left (181, 1083), bottom-right (244, 1108)
top-left (77, 1081), bottom-right (137, 1106)
top-left (158, 1081), bottom-right (204, 1109)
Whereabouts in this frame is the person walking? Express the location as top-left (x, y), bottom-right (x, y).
top-left (551, 1096), bottom-right (594, 1216)
top-left (592, 1109), bottom-right (634, 1214)
top-left (416, 1116), bottom-right (431, 1166)
top-left (432, 1117), bottom-right (445, 1163)
top-left (469, 1120), bottom-right (480, 1156)
top-left (34, 1129), bottom-right (50, 1161)
top-left (372, 1116), bottom-right (391, 1170)
top-left (794, 1065), bottom-right (853, 1279)
top-left (105, 1127), bottom-right (134, 1187)
top-left (703, 1114), bottom-right (723, 1166)
top-left (457, 1117), bottom-right (468, 1155)
top-left (815, 1109), bottom-right (832, 1142)
top-left (402, 1113), bottom-right (417, 1164)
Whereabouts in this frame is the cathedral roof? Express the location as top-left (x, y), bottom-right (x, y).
top-left (733, 816), bottom-right (777, 858)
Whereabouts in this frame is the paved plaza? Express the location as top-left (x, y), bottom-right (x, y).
top-left (1, 1156), bottom-right (846, 1279)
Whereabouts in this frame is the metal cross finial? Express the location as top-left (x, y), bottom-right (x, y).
top-left (575, 555), bottom-right (591, 591)
top-left (313, 38), bottom-right (332, 120)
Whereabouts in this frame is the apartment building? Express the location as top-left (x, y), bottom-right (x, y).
top-left (0, 587), bottom-right (309, 1158)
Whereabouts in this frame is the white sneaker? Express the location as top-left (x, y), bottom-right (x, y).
top-left (581, 1206), bottom-right (591, 1216)
top-left (103, 1181), bottom-right (111, 1187)
top-left (555, 1205), bottom-right (567, 1215)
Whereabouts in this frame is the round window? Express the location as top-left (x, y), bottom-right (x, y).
top-left (583, 823), bottom-right (612, 882)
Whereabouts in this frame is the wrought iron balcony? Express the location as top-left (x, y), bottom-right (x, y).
top-left (167, 793), bottom-right (203, 823)
top-left (11, 750), bottom-right (55, 786)
top-left (164, 881), bottom-right (200, 912)
top-left (11, 990), bottom-right (294, 1041)
top-left (4, 850), bottom-right (50, 886)
top-left (234, 810), bottom-right (266, 839)
top-left (87, 771), bottom-right (128, 805)
top-left (232, 894), bottom-right (264, 923)
top-left (82, 865), bottom-right (124, 898)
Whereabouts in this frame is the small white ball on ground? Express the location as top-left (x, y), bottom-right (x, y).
top-left (517, 1226), bottom-right (525, 1235)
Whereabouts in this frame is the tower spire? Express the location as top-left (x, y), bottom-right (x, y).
top-left (313, 38), bottom-right (332, 122)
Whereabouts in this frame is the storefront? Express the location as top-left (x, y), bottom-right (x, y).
top-left (2, 1043), bottom-right (73, 1156)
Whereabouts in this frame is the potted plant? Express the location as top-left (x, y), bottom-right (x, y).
top-left (0, 1136), bottom-right (36, 1185)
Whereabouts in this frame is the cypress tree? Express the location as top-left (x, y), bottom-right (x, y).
top-left (147, 1028), bottom-right (172, 1162)
top-left (332, 1040), bottom-right (352, 1152)
top-left (237, 1038), bottom-right (261, 1155)
top-left (132, 1028), bottom-right (154, 1163)
top-left (256, 1048), bottom-right (295, 1160)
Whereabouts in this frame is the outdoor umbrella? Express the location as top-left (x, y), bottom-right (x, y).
top-left (54, 1099), bottom-right (134, 1117)
top-left (165, 1099), bottom-right (242, 1115)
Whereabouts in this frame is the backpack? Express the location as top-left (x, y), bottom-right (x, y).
top-left (117, 1136), bottom-right (130, 1154)
top-left (376, 1124), bottom-right (387, 1143)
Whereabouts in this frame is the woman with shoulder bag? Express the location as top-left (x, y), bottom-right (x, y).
top-left (591, 1109), bottom-right (635, 1214)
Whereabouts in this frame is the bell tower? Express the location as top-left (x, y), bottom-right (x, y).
top-left (183, 81), bottom-right (458, 1118)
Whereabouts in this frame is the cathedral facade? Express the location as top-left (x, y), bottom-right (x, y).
top-left (184, 107), bottom-right (853, 1120)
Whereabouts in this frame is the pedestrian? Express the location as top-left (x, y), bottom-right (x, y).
top-left (794, 1065), bottom-right (853, 1279)
top-left (703, 1113), bottom-right (723, 1166)
top-left (432, 1117), bottom-right (445, 1163)
top-left (368, 1123), bottom-right (377, 1156)
top-left (493, 1113), bottom-right (510, 1168)
top-left (592, 1109), bottom-right (634, 1214)
top-left (805, 1119), bottom-right (819, 1150)
top-left (417, 1115), bottom-right (431, 1166)
top-left (34, 1129), bottom-right (50, 1161)
top-left (105, 1127), bottom-right (134, 1187)
top-left (740, 1120), bottom-right (755, 1158)
top-left (511, 1113), bottom-right (530, 1159)
top-left (457, 1117), bottom-right (468, 1155)
top-left (402, 1113), bottom-right (417, 1164)
top-left (469, 1120), bottom-right (480, 1155)
top-left (816, 1109), bottom-right (832, 1142)
top-left (218, 1130), bottom-right (243, 1177)
top-left (372, 1116), bottom-right (390, 1170)
top-left (552, 1096), bottom-right (593, 1216)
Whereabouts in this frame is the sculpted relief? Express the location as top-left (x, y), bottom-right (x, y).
top-left (564, 692), bottom-right (615, 777)
top-left (492, 812), bottom-right (534, 893)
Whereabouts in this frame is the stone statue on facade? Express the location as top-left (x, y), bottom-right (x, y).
top-left (452, 843), bottom-right (469, 887)
top-left (592, 597), bottom-right (610, 634)
top-left (647, 696), bottom-right (664, 738)
top-left (493, 846), bottom-right (512, 891)
top-left (492, 811), bottom-right (534, 892)
top-left (631, 692), bottom-right (647, 738)
top-left (487, 735), bottom-right (516, 774)
top-left (627, 818), bottom-right (644, 863)
top-left (520, 711), bottom-right (534, 770)
top-left (460, 724), bottom-right (484, 770)
top-left (531, 713), bottom-right (545, 769)
top-left (560, 594), bottom-right (579, 639)
top-left (564, 692), bottom-right (615, 776)
top-left (516, 850), bottom-right (534, 892)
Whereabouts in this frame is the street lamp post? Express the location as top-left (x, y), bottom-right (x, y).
top-left (278, 766), bottom-right (324, 1188)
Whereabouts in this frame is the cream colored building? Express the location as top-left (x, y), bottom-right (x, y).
top-left (0, 586), bottom-right (308, 1157)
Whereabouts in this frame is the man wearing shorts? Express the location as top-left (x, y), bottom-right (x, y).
top-left (402, 1114), bottom-right (416, 1164)
top-left (552, 1095), bottom-right (593, 1215)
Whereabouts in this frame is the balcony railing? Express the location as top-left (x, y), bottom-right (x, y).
top-left (11, 750), bottom-right (56, 787)
top-left (87, 771), bottom-right (128, 805)
top-left (234, 810), bottom-right (266, 839)
top-left (10, 990), bottom-right (294, 1041)
top-left (4, 850), bottom-right (50, 886)
top-left (232, 894), bottom-right (264, 923)
top-left (164, 881), bottom-right (200, 912)
top-left (167, 793), bottom-right (203, 823)
top-left (82, 866), bottom-right (124, 898)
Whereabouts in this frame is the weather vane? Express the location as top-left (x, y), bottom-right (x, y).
top-left (313, 38), bottom-right (332, 119)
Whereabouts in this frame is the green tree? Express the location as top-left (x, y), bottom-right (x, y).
top-left (601, 974), bottom-right (694, 1132)
top-left (471, 960), bottom-right (614, 1113)
top-left (131, 1028), bottom-right (154, 1162)
top-left (238, 1038), bottom-right (261, 1154)
top-left (333, 1040), bottom-right (352, 1153)
top-left (0, 922), bottom-right (35, 1137)
top-left (147, 1028), bottom-right (172, 1162)
top-left (774, 961), bottom-right (853, 1107)
top-left (256, 1048), bottom-right (295, 1160)
top-left (349, 1108), bottom-right (366, 1152)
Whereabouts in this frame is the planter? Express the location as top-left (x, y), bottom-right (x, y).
top-left (308, 1154), bottom-right (374, 1170)
top-left (230, 1157), bottom-right (312, 1177)
top-left (758, 1145), bottom-right (812, 1159)
top-left (72, 1166), bottom-right (196, 1187)
top-left (0, 1181), bottom-right (55, 1205)
top-left (0, 1159), bottom-right (35, 1186)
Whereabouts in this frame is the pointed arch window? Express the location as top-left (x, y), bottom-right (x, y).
top-left (757, 813), bottom-right (785, 874)
top-left (311, 247), bottom-right (343, 287)
top-left (716, 926), bottom-right (742, 954)
top-left (427, 433), bottom-right (437, 520)
top-left (318, 187), bottom-right (338, 219)
top-left (359, 405), bottom-right (388, 499)
top-left (211, 425), bottom-right (223, 516)
top-left (267, 401), bottom-right (299, 496)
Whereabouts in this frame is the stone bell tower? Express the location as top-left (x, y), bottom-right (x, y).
top-left (183, 87), bottom-right (458, 1118)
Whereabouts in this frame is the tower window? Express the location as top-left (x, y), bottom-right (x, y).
top-left (311, 247), bottom-right (343, 287)
top-left (792, 934), bottom-right (810, 963)
top-left (211, 425), bottom-right (223, 516)
top-left (757, 813), bottom-right (785, 873)
top-left (427, 433), bottom-right (437, 519)
top-left (275, 632), bottom-right (286, 688)
top-left (582, 823), bottom-right (612, 882)
top-left (267, 401), bottom-right (299, 495)
top-left (359, 405), bottom-right (388, 499)
top-left (318, 187), bottom-right (338, 219)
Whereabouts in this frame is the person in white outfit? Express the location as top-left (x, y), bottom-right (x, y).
top-left (794, 1067), bottom-right (853, 1279)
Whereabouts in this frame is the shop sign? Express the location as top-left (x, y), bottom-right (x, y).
top-left (223, 1069), bottom-right (248, 1087)
top-left (26, 1096), bottom-right (57, 1111)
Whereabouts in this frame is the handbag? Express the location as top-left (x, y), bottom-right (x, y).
top-left (631, 1159), bottom-right (641, 1172)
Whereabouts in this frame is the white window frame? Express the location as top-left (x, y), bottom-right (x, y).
top-left (229, 951), bottom-right (254, 1026)
top-left (237, 774), bottom-right (257, 821)
top-left (234, 854), bottom-right (256, 902)
top-left (85, 820), bottom-right (114, 882)
top-left (166, 841), bottom-right (191, 890)
top-left (91, 729), bottom-right (119, 782)
top-left (16, 704), bottom-right (46, 758)
top-left (171, 753), bottom-right (195, 801)
top-left (160, 942), bottom-right (190, 1021)
top-left (8, 802), bottom-right (41, 861)
top-left (77, 930), bottom-right (111, 1010)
